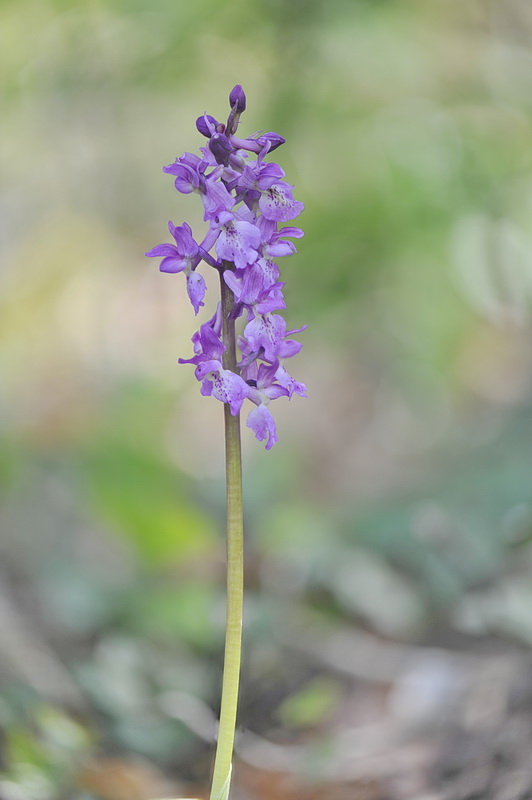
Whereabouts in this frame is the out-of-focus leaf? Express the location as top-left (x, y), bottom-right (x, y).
top-left (277, 677), bottom-right (341, 729)
top-left (84, 442), bottom-right (217, 565)
top-left (4, 705), bottom-right (93, 800)
top-left (42, 561), bottom-right (123, 633)
top-left (123, 583), bottom-right (223, 650)
top-left (332, 548), bottom-right (424, 637)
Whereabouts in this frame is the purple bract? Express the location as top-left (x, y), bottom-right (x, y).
top-left (146, 85), bottom-right (306, 448)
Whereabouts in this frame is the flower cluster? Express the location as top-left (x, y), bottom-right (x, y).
top-left (146, 85), bottom-right (306, 449)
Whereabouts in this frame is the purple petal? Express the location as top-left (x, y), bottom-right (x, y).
top-left (163, 153), bottom-right (201, 174)
top-left (171, 222), bottom-right (199, 258)
top-left (174, 175), bottom-right (197, 194)
top-left (275, 363), bottom-right (307, 398)
top-left (228, 135), bottom-right (263, 154)
top-left (178, 354), bottom-right (202, 366)
top-left (195, 359), bottom-right (223, 381)
top-left (159, 257), bottom-right (187, 273)
top-left (200, 378), bottom-right (213, 396)
top-left (202, 179), bottom-right (234, 220)
top-left (279, 226), bottom-right (304, 238)
top-left (199, 326), bottom-right (225, 360)
top-left (223, 270), bottom-right (241, 298)
top-left (246, 404), bottom-right (278, 449)
top-left (256, 162), bottom-right (285, 190)
top-left (285, 324), bottom-right (308, 336)
top-left (256, 294), bottom-right (285, 315)
top-left (277, 338), bottom-right (303, 359)
top-left (266, 241), bottom-right (297, 258)
top-left (256, 216), bottom-right (277, 241)
top-left (256, 361), bottom-right (278, 387)
top-left (238, 262), bottom-right (268, 305)
top-left (163, 161), bottom-right (200, 193)
top-left (199, 225), bottom-right (220, 253)
top-left (255, 258), bottom-right (280, 287)
top-left (264, 384), bottom-right (290, 400)
top-left (145, 243), bottom-right (179, 258)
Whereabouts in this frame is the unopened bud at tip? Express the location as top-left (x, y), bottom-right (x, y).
top-left (229, 84), bottom-right (246, 112)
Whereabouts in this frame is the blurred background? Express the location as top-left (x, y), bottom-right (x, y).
top-left (2, 0), bottom-right (532, 798)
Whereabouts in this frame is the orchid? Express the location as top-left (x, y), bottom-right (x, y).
top-left (146, 84), bottom-right (306, 449)
top-left (146, 87), bottom-right (307, 800)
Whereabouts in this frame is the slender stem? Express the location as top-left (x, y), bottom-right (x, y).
top-left (209, 269), bottom-right (244, 800)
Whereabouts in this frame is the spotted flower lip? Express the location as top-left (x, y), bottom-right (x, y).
top-left (259, 181), bottom-right (305, 222)
top-left (215, 211), bottom-right (262, 269)
top-left (195, 359), bottom-right (250, 415)
top-left (243, 313), bottom-right (287, 363)
top-left (146, 84), bottom-right (306, 448)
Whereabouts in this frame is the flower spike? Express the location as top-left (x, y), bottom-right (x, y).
top-left (146, 86), bottom-right (306, 448)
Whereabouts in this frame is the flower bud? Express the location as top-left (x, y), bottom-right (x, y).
top-left (196, 114), bottom-right (219, 138)
top-left (256, 131), bottom-right (286, 152)
top-left (209, 132), bottom-right (233, 166)
top-left (229, 84), bottom-right (246, 112)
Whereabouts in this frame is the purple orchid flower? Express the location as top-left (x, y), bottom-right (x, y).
top-left (163, 153), bottom-right (203, 193)
top-left (243, 313), bottom-right (287, 362)
top-left (245, 362), bottom-right (289, 450)
top-left (145, 221), bottom-right (206, 314)
top-left (215, 211), bottom-right (261, 269)
top-left (195, 359), bottom-right (250, 415)
top-left (223, 263), bottom-right (286, 320)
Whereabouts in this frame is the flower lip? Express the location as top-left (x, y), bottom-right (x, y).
top-left (215, 215), bottom-right (262, 270)
top-left (259, 182), bottom-right (304, 222)
top-left (246, 404), bottom-right (278, 450)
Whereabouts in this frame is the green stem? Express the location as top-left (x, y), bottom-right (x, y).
top-left (209, 270), bottom-right (244, 800)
